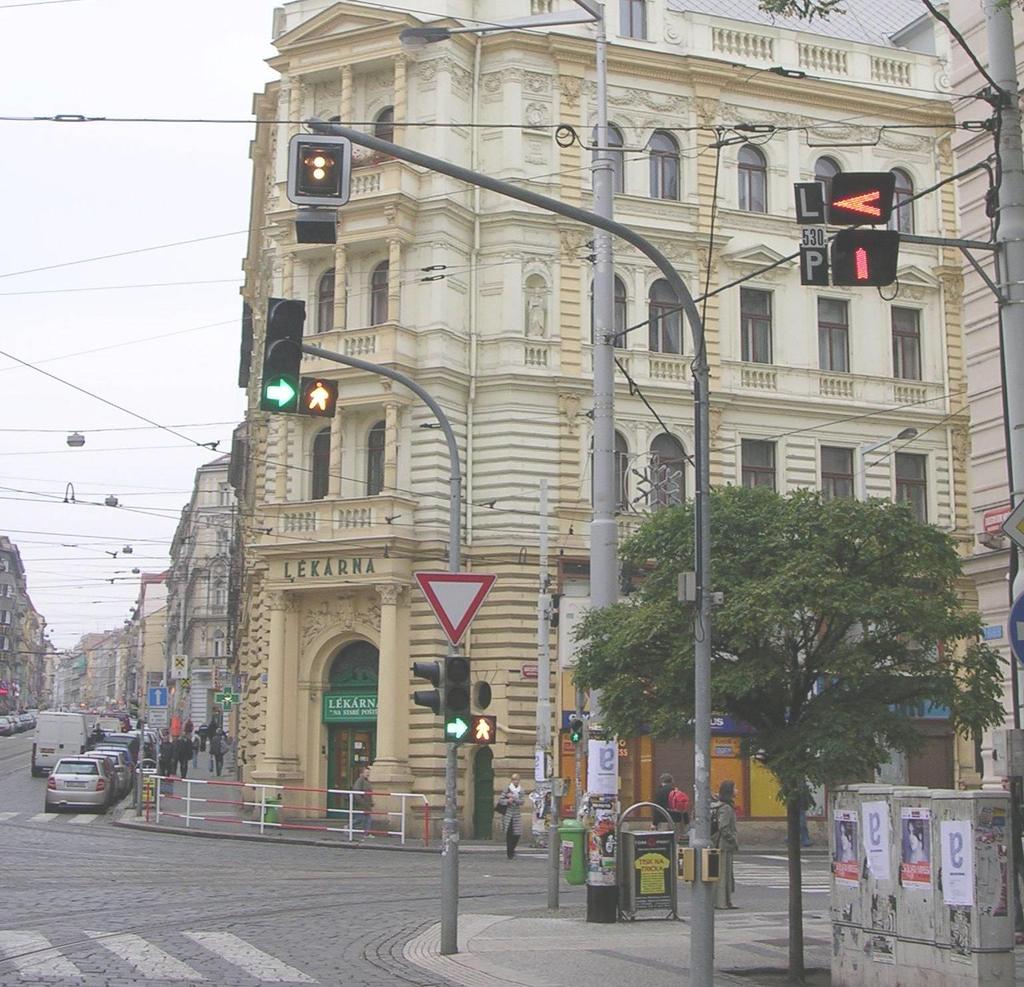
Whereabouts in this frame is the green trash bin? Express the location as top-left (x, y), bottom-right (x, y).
top-left (558, 819), bottom-right (588, 886)
top-left (262, 793), bottom-right (282, 828)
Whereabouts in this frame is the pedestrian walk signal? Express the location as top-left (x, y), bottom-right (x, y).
top-left (827, 172), bottom-right (896, 225)
top-left (830, 230), bottom-right (900, 287)
top-left (300, 378), bottom-right (337, 418)
top-left (469, 714), bottom-right (497, 745)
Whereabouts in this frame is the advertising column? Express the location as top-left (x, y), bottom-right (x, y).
top-left (585, 737), bottom-right (618, 890)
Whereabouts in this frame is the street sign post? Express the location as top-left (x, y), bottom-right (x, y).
top-left (147, 687), bottom-right (168, 708)
top-left (147, 708), bottom-right (168, 728)
top-left (1002, 499), bottom-right (1024, 551)
top-left (1009, 594), bottom-right (1024, 665)
top-left (170, 654), bottom-right (188, 681)
top-left (414, 572), bottom-right (497, 646)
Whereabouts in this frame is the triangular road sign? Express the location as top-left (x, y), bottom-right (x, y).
top-left (414, 572), bottom-right (497, 646)
top-left (1003, 500), bottom-right (1024, 552)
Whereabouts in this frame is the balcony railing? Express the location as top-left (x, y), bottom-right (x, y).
top-left (258, 494), bottom-right (418, 543)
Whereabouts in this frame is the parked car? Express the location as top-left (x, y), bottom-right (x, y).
top-left (0, 717), bottom-right (16, 738)
top-left (89, 747), bottom-right (133, 800)
top-left (45, 757), bottom-right (114, 813)
top-left (32, 711), bottom-right (90, 776)
top-left (17, 713), bottom-right (34, 733)
top-left (77, 753), bottom-right (121, 807)
top-left (93, 731), bottom-right (140, 766)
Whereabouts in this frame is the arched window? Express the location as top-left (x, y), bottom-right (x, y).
top-left (317, 269), bottom-right (335, 333)
top-left (649, 434), bottom-right (686, 508)
top-left (590, 274), bottom-right (628, 348)
top-left (212, 629), bottom-right (226, 658)
top-left (366, 420), bottom-right (386, 496)
top-left (814, 156), bottom-right (841, 205)
top-left (311, 427), bottom-right (331, 501)
top-left (592, 124), bottom-right (625, 194)
top-left (614, 431), bottom-right (630, 512)
top-left (737, 145), bottom-right (767, 213)
top-left (649, 131), bottom-right (679, 200)
top-left (373, 106), bottom-right (395, 143)
top-left (370, 260), bottom-right (389, 326)
top-left (648, 279), bottom-right (682, 354)
top-left (890, 168), bottom-right (914, 234)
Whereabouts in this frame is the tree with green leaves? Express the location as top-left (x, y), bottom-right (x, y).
top-left (574, 485), bottom-right (1004, 981)
top-left (758, 0), bottom-right (847, 19)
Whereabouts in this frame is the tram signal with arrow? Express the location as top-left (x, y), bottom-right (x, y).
top-left (259, 298), bottom-right (305, 413)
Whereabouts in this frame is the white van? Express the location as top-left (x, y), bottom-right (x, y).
top-left (32, 712), bottom-right (90, 776)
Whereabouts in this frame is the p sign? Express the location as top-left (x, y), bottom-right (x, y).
top-left (861, 800), bottom-right (891, 881)
top-left (800, 246), bottom-right (828, 286)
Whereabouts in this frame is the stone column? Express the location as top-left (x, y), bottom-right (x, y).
top-left (332, 242), bottom-right (347, 331)
top-left (393, 55), bottom-right (407, 145)
top-left (283, 253), bottom-right (295, 300)
top-left (328, 402), bottom-right (344, 498)
top-left (340, 66), bottom-right (353, 123)
top-left (387, 239), bottom-right (402, 323)
top-left (383, 403), bottom-right (399, 493)
top-left (273, 419), bottom-right (288, 502)
top-left (254, 592), bottom-right (302, 783)
top-left (371, 583), bottom-right (412, 787)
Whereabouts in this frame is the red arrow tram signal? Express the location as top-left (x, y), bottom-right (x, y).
top-left (827, 172), bottom-right (896, 225)
top-left (831, 230), bottom-right (900, 287)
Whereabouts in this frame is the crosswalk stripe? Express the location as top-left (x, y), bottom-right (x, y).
top-left (30, 813), bottom-right (58, 823)
top-left (184, 931), bottom-right (316, 983)
top-left (86, 932), bottom-right (204, 981)
top-left (0, 930), bottom-right (83, 979)
top-left (68, 814), bottom-right (98, 825)
top-left (0, 812), bottom-right (17, 822)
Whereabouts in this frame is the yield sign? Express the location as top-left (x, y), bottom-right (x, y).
top-left (1002, 499), bottom-right (1024, 552)
top-left (414, 571), bottom-right (497, 646)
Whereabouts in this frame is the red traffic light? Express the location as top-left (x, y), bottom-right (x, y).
top-left (827, 172), bottom-right (896, 225)
top-left (830, 230), bottom-right (900, 287)
top-left (300, 378), bottom-right (337, 418)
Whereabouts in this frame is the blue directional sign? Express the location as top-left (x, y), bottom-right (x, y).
top-left (147, 687), bottom-right (168, 708)
top-left (1008, 593), bottom-right (1024, 665)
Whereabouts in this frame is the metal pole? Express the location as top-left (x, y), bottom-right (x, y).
top-left (537, 479), bottom-right (558, 909)
top-left (294, 341), bottom-right (463, 955)
top-left (307, 118), bottom-right (712, 983)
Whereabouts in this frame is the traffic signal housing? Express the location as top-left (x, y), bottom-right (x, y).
top-left (830, 230), bottom-right (900, 287)
top-left (569, 716), bottom-right (585, 745)
top-left (826, 172), bottom-right (896, 225)
top-left (259, 298), bottom-right (305, 413)
top-left (412, 661), bottom-right (443, 716)
top-left (287, 135), bottom-right (352, 208)
top-left (444, 656), bottom-right (471, 741)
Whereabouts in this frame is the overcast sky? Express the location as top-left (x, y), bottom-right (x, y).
top-left (0, 0), bottom-right (283, 648)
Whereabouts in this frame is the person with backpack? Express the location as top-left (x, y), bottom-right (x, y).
top-left (711, 780), bottom-right (739, 909)
top-left (653, 773), bottom-right (690, 840)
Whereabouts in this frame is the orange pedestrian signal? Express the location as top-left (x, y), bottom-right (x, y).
top-left (300, 377), bottom-right (337, 418)
top-left (469, 714), bottom-right (497, 745)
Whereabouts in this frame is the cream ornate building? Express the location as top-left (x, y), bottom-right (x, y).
top-left (234, 0), bottom-right (973, 829)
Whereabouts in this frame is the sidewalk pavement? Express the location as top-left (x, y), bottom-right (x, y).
top-left (403, 906), bottom-right (834, 987)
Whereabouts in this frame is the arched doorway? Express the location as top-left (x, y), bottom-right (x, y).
top-left (324, 641), bottom-right (379, 814)
top-left (472, 747), bottom-right (495, 839)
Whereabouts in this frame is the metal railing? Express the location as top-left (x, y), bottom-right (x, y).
top-left (143, 774), bottom-right (430, 845)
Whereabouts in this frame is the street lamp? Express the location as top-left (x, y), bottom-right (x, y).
top-left (857, 427), bottom-right (918, 501)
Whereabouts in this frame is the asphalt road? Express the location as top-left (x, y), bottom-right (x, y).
top-left (0, 731), bottom-right (831, 985)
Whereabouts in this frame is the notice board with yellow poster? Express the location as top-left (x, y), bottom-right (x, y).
top-left (619, 830), bottom-right (677, 920)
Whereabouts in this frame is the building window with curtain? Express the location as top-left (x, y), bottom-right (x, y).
top-left (366, 420), bottom-right (386, 496)
top-left (620, 0), bottom-right (646, 39)
top-left (815, 156), bottom-right (841, 204)
top-left (896, 453), bottom-right (928, 522)
top-left (592, 125), bottom-right (625, 194)
top-left (737, 145), bottom-right (767, 212)
top-left (311, 427), bottom-right (331, 501)
top-left (820, 446), bottom-right (854, 501)
top-left (614, 431), bottom-right (630, 512)
top-left (649, 433), bottom-right (686, 507)
top-left (373, 106), bottom-right (395, 143)
top-left (648, 280), bottom-right (682, 354)
top-left (370, 261), bottom-right (389, 326)
top-left (892, 307), bottom-right (921, 380)
top-left (649, 131), bottom-right (679, 200)
top-left (818, 297), bottom-right (849, 373)
top-left (317, 269), bottom-right (335, 334)
top-left (740, 288), bottom-right (772, 364)
top-left (590, 275), bottom-right (628, 348)
top-left (741, 439), bottom-right (776, 490)
top-left (212, 630), bottom-right (226, 658)
top-left (890, 168), bottom-right (914, 234)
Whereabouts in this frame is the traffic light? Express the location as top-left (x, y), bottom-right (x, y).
top-left (300, 377), bottom-right (338, 418)
top-left (830, 230), bottom-right (900, 287)
top-left (826, 172), bottom-right (896, 225)
top-left (569, 716), bottom-right (585, 745)
top-left (287, 135), bottom-right (352, 208)
top-left (412, 660), bottom-right (443, 716)
top-left (259, 299), bottom-right (305, 413)
top-left (443, 656), bottom-right (471, 742)
top-left (468, 714), bottom-right (497, 745)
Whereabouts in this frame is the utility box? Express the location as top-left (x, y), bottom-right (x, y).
top-left (891, 787), bottom-right (936, 983)
top-left (618, 830), bottom-right (677, 920)
top-left (558, 819), bottom-right (587, 886)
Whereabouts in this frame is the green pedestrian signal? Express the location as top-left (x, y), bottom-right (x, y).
top-left (569, 716), bottom-right (585, 744)
top-left (259, 298), bottom-right (305, 413)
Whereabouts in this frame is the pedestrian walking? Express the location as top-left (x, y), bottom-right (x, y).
top-left (158, 737), bottom-right (174, 777)
top-left (175, 733), bottom-right (191, 779)
top-left (799, 790), bottom-right (813, 848)
top-left (352, 764), bottom-right (373, 838)
top-left (191, 731), bottom-right (200, 769)
top-left (498, 774), bottom-right (524, 859)
top-left (210, 730), bottom-right (227, 777)
top-left (712, 780), bottom-right (739, 909)
top-left (654, 772), bottom-right (690, 841)
top-left (184, 719), bottom-right (194, 737)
